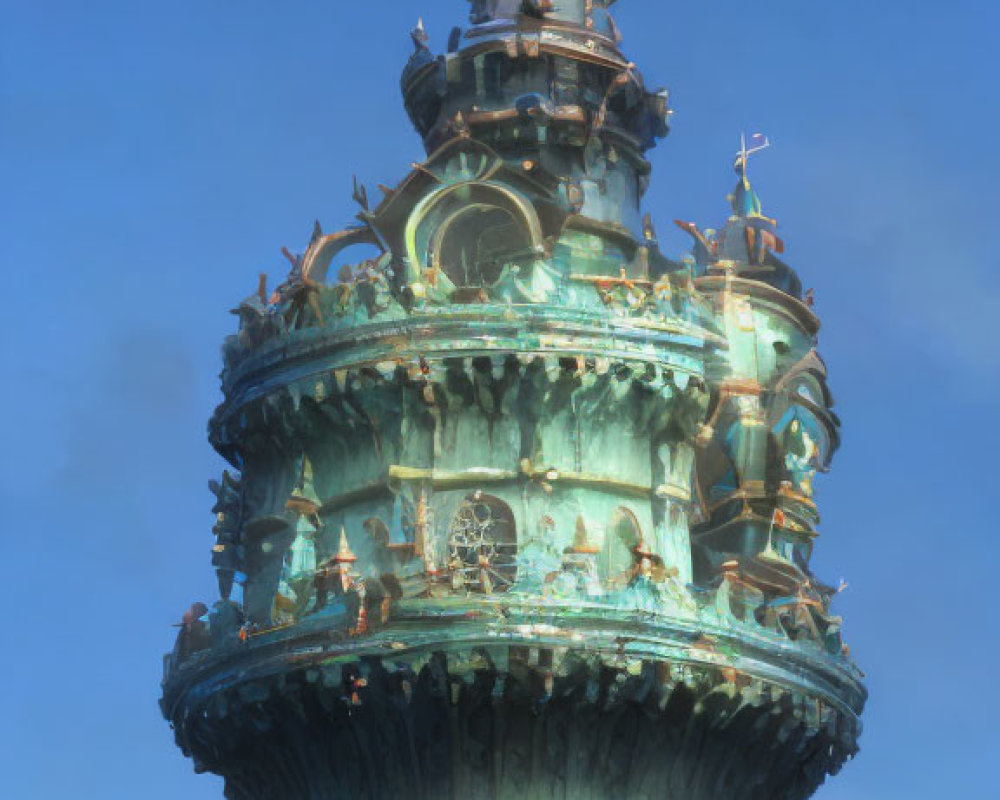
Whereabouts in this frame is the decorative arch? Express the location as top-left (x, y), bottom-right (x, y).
top-left (405, 181), bottom-right (545, 291)
top-left (773, 350), bottom-right (834, 409)
top-left (301, 225), bottom-right (383, 286)
top-left (770, 350), bottom-right (839, 467)
top-left (447, 493), bottom-right (518, 593)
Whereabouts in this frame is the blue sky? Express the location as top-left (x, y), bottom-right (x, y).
top-left (1, 1), bottom-right (997, 797)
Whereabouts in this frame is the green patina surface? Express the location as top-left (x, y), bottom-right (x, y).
top-left (163, 3), bottom-right (865, 798)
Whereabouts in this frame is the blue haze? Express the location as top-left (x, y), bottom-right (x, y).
top-left (1, 1), bottom-right (996, 797)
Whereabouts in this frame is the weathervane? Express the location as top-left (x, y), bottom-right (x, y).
top-left (736, 132), bottom-right (770, 179)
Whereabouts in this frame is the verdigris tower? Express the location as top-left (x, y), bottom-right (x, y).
top-left (162, 3), bottom-right (865, 798)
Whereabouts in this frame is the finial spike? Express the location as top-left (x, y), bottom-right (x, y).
top-left (736, 132), bottom-right (770, 179)
top-left (335, 527), bottom-right (358, 563)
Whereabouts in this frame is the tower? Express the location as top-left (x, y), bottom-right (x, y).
top-left (162, 3), bottom-right (865, 798)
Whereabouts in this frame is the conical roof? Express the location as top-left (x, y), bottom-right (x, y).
top-left (570, 515), bottom-right (599, 554)
top-left (334, 527), bottom-right (358, 564)
top-left (286, 457), bottom-right (321, 514)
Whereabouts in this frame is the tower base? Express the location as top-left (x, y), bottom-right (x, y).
top-left (165, 635), bottom-right (858, 800)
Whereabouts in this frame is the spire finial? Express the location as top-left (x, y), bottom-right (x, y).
top-left (735, 132), bottom-right (769, 182)
top-left (334, 527), bottom-right (358, 563)
top-left (731, 133), bottom-right (770, 218)
top-left (411, 18), bottom-right (430, 51)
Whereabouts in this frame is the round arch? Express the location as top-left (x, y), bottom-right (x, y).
top-left (301, 226), bottom-right (383, 286)
top-left (405, 181), bottom-right (545, 290)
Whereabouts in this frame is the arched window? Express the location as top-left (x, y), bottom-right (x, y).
top-left (405, 181), bottom-right (545, 300)
top-left (601, 507), bottom-right (641, 583)
top-left (433, 204), bottom-right (534, 290)
top-left (447, 493), bottom-right (518, 593)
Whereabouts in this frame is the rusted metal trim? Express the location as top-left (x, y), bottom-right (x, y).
top-left (695, 275), bottom-right (821, 335)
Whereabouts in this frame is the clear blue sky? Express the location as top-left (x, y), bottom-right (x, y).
top-left (2, 1), bottom-right (997, 797)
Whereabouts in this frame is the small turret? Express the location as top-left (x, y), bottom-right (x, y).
top-left (677, 136), bottom-right (802, 298)
top-left (334, 527), bottom-right (358, 564)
